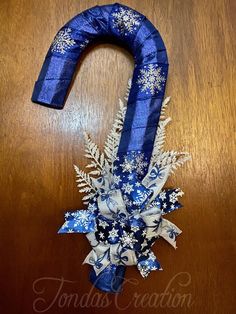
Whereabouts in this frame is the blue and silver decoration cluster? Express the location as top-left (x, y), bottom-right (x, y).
top-left (58, 91), bottom-right (190, 286)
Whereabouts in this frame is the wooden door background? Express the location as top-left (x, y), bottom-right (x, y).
top-left (0, 0), bottom-right (235, 313)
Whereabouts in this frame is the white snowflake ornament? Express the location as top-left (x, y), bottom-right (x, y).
top-left (112, 7), bottom-right (142, 35)
top-left (51, 28), bottom-right (76, 54)
top-left (137, 64), bottom-right (166, 95)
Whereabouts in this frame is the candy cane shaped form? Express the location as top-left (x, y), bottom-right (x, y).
top-left (32, 3), bottom-right (190, 293)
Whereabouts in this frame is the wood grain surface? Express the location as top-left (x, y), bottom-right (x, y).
top-left (0, 0), bottom-right (235, 313)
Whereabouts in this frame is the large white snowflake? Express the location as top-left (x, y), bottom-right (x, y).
top-left (120, 158), bottom-right (135, 173)
top-left (137, 64), bottom-right (166, 95)
top-left (73, 211), bottom-right (90, 228)
top-left (51, 28), bottom-right (76, 54)
top-left (121, 182), bottom-right (134, 194)
top-left (169, 189), bottom-right (184, 203)
top-left (108, 228), bottom-right (119, 240)
top-left (121, 231), bottom-right (138, 249)
top-left (112, 7), bottom-right (142, 35)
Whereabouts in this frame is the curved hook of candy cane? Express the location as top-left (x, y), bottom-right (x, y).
top-left (32, 3), bottom-right (168, 156)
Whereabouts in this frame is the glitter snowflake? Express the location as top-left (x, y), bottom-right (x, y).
top-left (108, 228), bottom-right (119, 240)
top-left (121, 182), bottom-right (134, 194)
top-left (98, 219), bottom-right (109, 229)
top-left (137, 64), bottom-right (166, 95)
top-left (159, 191), bottom-right (166, 201)
top-left (120, 157), bottom-right (135, 173)
top-left (113, 174), bottom-right (122, 185)
top-left (169, 192), bottom-right (178, 203)
top-left (73, 210), bottom-right (91, 228)
top-left (80, 39), bottom-right (89, 50)
top-left (112, 7), bottom-right (142, 35)
top-left (135, 153), bottom-right (149, 175)
top-left (169, 189), bottom-right (184, 203)
top-left (121, 231), bottom-right (138, 249)
top-left (51, 28), bottom-right (76, 54)
top-left (99, 232), bottom-right (105, 239)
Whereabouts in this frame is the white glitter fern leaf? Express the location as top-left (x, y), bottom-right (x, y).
top-left (154, 151), bottom-right (191, 174)
top-left (150, 97), bottom-right (191, 172)
top-left (73, 165), bottom-right (96, 203)
top-left (104, 100), bottom-right (126, 165)
top-left (151, 117), bottom-right (172, 161)
top-left (160, 96), bottom-right (171, 120)
top-left (104, 79), bottom-right (130, 166)
top-left (83, 132), bottom-right (109, 175)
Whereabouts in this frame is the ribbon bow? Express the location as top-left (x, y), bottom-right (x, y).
top-left (59, 160), bottom-right (183, 279)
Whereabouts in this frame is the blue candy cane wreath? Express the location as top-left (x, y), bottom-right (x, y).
top-left (32, 3), bottom-right (190, 293)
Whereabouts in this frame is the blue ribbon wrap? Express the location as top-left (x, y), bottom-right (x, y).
top-left (32, 3), bottom-right (169, 293)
